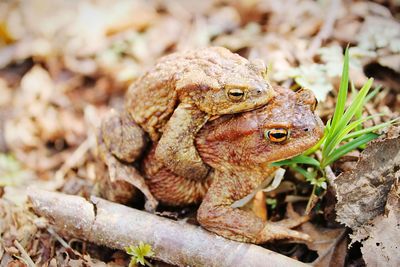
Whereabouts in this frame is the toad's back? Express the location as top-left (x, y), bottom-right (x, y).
top-left (124, 47), bottom-right (254, 141)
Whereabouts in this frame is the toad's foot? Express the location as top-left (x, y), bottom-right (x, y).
top-left (255, 216), bottom-right (312, 243)
top-left (107, 154), bottom-right (159, 212)
top-left (155, 103), bottom-right (210, 181)
top-left (198, 201), bottom-right (311, 244)
top-left (98, 136), bottom-right (158, 212)
top-left (94, 158), bottom-right (138, 204)
top-left (197, 172), bottom-right (310, 243)
top-left (101, 109), bottom-right (148, 163)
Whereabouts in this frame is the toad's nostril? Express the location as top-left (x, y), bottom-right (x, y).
top-left (304, 128), bottom-right (309, 132)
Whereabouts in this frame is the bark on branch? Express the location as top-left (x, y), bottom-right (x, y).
top-left (28, 189), bottom-right (306, 267)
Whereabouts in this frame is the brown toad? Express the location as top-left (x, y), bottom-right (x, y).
top-left (100, 47), bottom-right (274, 185)
top-left (143, 87), bottom-right (324, 243)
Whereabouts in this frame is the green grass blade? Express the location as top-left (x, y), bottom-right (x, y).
top-left (350, 81), bottom-right (357, 98)
top-left (323, 114), bottom-right (384, 156)
top-left (343, 118), bottom-right (400, 141)
top-left (271, 155), bottom-right (320, 167)
top-left (326, 119), bottom-right (332, 129)
top-left (364, 85), bottom-right (382, 104)
top-left (323, 48), bottom-right (350, 156)
top-left (323, 133), bottom-right (379, 167)
top-left (331, 78), bottom-right (373, 138)
top-left (353, 85), bottom-right (381, 132)
top-left (350, 82), bottom-right (363, 131)
top-left (330, 47), bottom-right (350, 131)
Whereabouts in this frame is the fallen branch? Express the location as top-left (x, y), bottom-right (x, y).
top-left (28, 189), bottom-right (306, 267)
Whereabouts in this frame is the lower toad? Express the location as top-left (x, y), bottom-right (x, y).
top-left (142, 87), bottom-right (324, 243)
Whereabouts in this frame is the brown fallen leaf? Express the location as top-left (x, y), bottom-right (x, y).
top-left (355, 180), bottom-right (400, 266)
top-left (335, 126), bottom-right (400, 229)
top-left (0, 198), bottom-right (39, 266)
top-left (286, 204), bottom-right (347, 266)
top-left (252, 191), bottom-right (267, 221)
top-left (357, 16), bottom-right (400, 54)
top-left (0, 0), bottom-right (398, 265)
top-left (377, 54), bottom-right (400, 73)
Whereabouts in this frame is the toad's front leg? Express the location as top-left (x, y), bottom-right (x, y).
top-left (155, 103), bottom-right (210, 181)
top-left (197, 172), bottom-right (311, 244)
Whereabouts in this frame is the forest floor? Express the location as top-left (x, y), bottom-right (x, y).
top-left (0, 0), bottom-right (399, 266)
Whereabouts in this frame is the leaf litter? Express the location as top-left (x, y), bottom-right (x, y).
top-left (0, 0), bottom-right (399, 265)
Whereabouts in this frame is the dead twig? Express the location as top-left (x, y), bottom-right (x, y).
top-left (54, 135), bottom-right (95, 184)
top-left (316, 151), bottom-right (337, 186)
top-left (47, 227), bottom-right (70, 249)
top-left (13, 240), bottom-right (36, 267)
top-left (28, 189), bottom-right (307, 267)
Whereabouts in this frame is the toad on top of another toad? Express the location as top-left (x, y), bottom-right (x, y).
top-left (101, 47), bottom-right (274, 183)
top-left (143, 87), bottom-right (324, 243)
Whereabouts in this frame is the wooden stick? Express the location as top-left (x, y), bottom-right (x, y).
top-left (28, 189), bottom-right (307, 267)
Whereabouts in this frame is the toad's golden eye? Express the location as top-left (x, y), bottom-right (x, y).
top-left (264, 128), bottom-right (290, 142)
top-left (227, 88), bottom-right (245, 101)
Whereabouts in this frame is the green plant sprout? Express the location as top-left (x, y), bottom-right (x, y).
top-left (125, 242), bottom-right (155, 267)
top-left (271, 47), bottom-right (399, 212)
top-left (266, 198), bottom-right (277, 209)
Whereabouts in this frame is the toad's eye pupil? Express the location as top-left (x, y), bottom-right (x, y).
top-left (265, 128), bottom-right (289, 142)
top-left (227, 89), bottom-right (245, 101)
top-left (230, 92), bottom-right (243, 96)
top-left (270, 132), bottom-right (286, 139)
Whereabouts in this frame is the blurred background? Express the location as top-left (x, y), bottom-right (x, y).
top-left (0, 0), bottom-right (399, 265)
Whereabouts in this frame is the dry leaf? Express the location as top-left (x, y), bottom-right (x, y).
top-left (335, 127), bottom-right (400, 229)
top-left (0, 0), bottom-right (399, 265)
top-left (357, 16), bottom-right (400, 53)
top-left (378, 54), bottom-right (400, 73)
top-left (356, 180), bottom-right (400, 266)
top-left (252, 191), bottom-right (267, 221)
top-left (286, 204), bottom-right (347, 266)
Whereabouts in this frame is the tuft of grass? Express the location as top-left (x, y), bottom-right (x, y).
top-left (271, 47), bottom-right (399, 212)
top-left (125, 242), bottom-right (155, 267)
